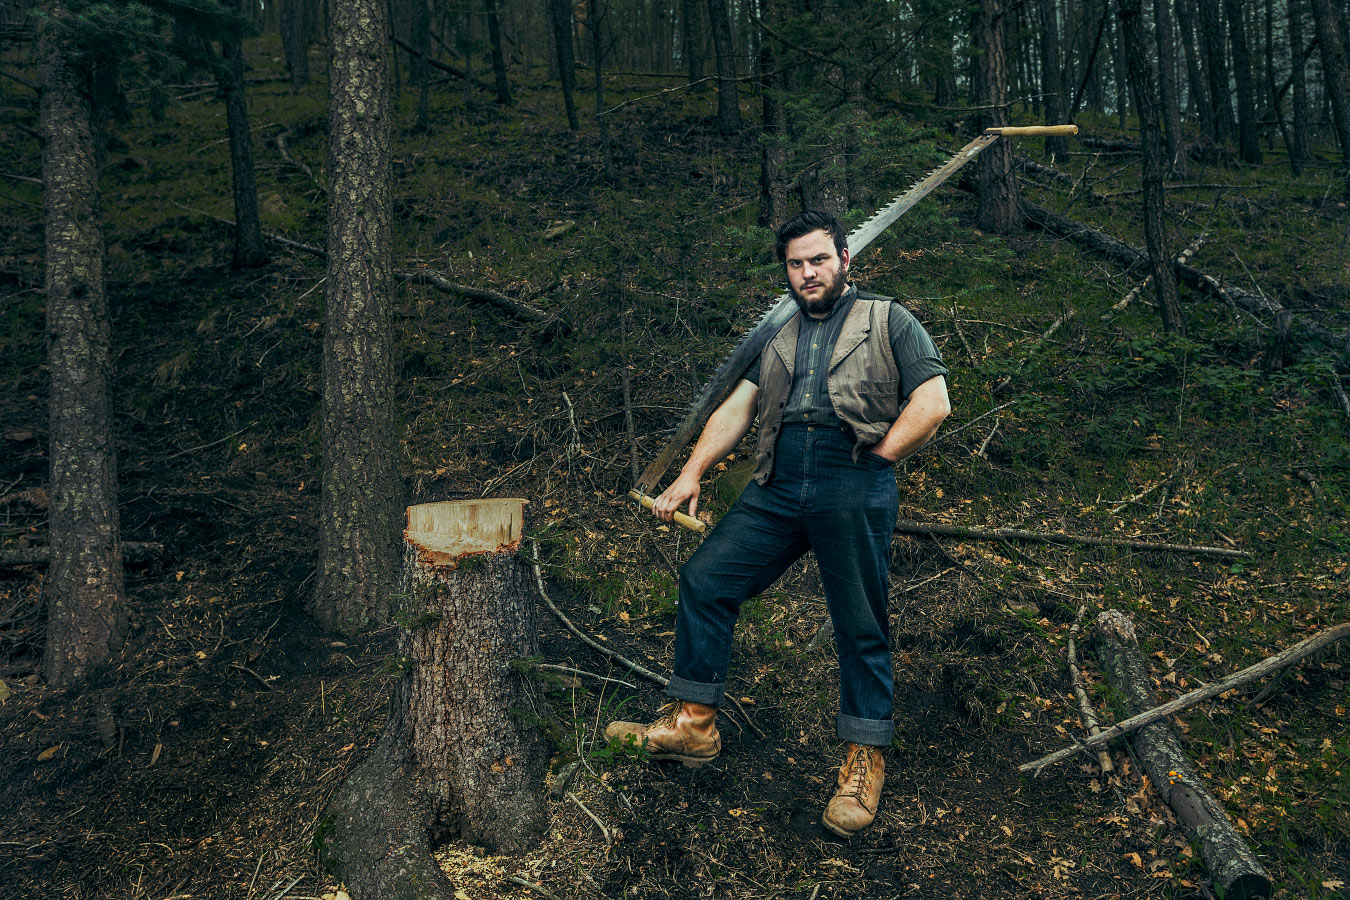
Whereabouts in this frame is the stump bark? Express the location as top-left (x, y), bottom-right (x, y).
top-left (1096, 610), bottom-right (1272, 900)
top-left (326, 499), bottom-right (549, 900)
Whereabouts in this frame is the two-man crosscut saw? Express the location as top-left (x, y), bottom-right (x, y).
top-left (628, 124), bottom-right (1079, 532)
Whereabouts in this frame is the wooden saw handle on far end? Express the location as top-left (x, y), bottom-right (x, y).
top-left (627, 490), bottom-right (707, 533)
top-left (984, 124), bottom-right (1079, 137)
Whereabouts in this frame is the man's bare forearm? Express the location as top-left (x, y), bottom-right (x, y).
top-left (871, 376), bottom-right (951, 462)
top-left (682, 385), bottom-right (757, 479)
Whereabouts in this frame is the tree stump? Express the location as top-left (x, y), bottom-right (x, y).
top-left (1096, 610), bottom-right (1272, 900)
top-left (326, 499), bottom-right (548, 900)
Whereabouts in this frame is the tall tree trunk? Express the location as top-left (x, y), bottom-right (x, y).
top-left (281, 0), bottom-right (310, 89)
top-left (682, 0), bottom-right (703, 84)
top-left (1266, 0), bottom-right (1297, 172)
top-left (38, 0), bottom-right (126, 687)
top-left (1197, 0), bottom-right (1236, 142)
top-left (485, 0), bottom-right (511, 104)
top-left (315, 0), bottom-right (402, 634)
top-left (1223, 0), bottom-right (1261, 162)
top-left (218, 19), bottom-right (270, 267)
top-left (975, 0), bottom-right (1022, 233)
top-left (1288, 0), bottom-right (1312, 171)
top-left (1153, 0), bottom-right (1188, 175)
top-left (1309, 0), bottom-right (1350, 194)
top-left (1174, 0), bottom-right (1212, 130)
top-left (1119, 0), bottom-right (1185, 334)
top-left (1038, 0), bottom-right (1070, 160)
top-left (1108, 9), bottom-right (1129, 128)
top-left (707, 0), bottom-right (741, 133)
top-left (758, 0), bottom-right (788, 226)
top-left (589, 0), bottom-right (614, 180)
top-left (548, 0), bottom-right (579, 130)
top-left (411, 0), bottom-right (431, 131)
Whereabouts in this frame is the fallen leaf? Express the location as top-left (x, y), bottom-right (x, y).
top-left (1123, 852), bottom-right (1143, 869)
top-left (0, 679), bottom-right (9, 704)
top-left (37, 745), bottom-right (60, 762)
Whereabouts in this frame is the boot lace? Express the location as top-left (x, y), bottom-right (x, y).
top-left (842, 746), bottom-right (874, 798)
top-left (651, 699), bottom-right (684, 730)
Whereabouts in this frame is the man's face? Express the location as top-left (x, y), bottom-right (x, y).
top-left (784, 229), bottom-right (850, 317)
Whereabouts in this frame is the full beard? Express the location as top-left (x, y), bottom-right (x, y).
top-left (791, 270), bottom-right (848, 316)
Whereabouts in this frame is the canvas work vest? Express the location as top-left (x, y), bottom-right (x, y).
top-left (752, 293), bottom-right (901, 485)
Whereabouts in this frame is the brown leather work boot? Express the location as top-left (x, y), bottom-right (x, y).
top-left (603, 699), bottom-right (720, 768)
top-left (821, 743), bottom-right (885, 837)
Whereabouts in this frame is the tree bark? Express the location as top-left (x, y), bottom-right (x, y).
top-left (682, 0), bottom-right (703, 84)
top-left (1119, 0), bottom-right (1185, 334)
top-left (1223, 0), bottom-right (1262, 163)
top-left (588, 0), bottom-right (614, 180)
top-left (1309, 0), bottom-right (1350, 195)
top-left (1174, 0), bottom-right (1213, 133)
top-left (1153, 0), bottom-right (1188, 176)
top-left (757, 0), bottom-right (788, 227)
top-left (1038, 0), bottom-right (1070, 161)
top-left (326, 500), bottom-right (547, 900)
top-left (411, 0), bottom-right (431, 132)
top-left (38, 0), bottom-right (126, 688)
top-left (314, 0), bottom-right (402, 634)
top-left (218, 11), bottom-right (270, 268)
top-left (1287, 0), bottom-right (1312, 172)
top-left (1197, 0), bottom-right (1237, 142)
top-left (281, 0), bottom-right (310, 89)
top-left (707, 0), bottom-right (741, 134)
top-left (548, 0), bottom-right (579, 131)
top-left (1095, 611), bottom-right (1273, 900)
top-left (975, 0), bottom-right (1022, 233)
top-left (485, 0), bottom-right (511, 104)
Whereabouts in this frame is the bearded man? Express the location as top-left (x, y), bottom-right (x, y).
top-left (606, 209), bottom-right (951, 837)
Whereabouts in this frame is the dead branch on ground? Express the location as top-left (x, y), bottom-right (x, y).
top-left (1020, 619), bottom-right (1350, 773)
top-left (894, 519), bottom-right (1249, 559)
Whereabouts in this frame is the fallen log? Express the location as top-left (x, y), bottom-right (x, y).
top-left (325, 500), bottom-right (548, 900)
top-left (392, 36), bottom-right (490, 89)
top-left (0, 541), bottom-right (164, 568)
top-left (1093, 610), bottom-right (1272, 900)
top-left (1021, 198), bottom-right (1342, 348)
top-left (169, 201), bottom-right (567, 330)
top-left (893, 519), bottom-right (1250, 559)
top-left (1013, 155), bottom-right (1104, 203)
top-left (1112, 230), bottom-right (1208, 312)
top-left (1020, 619), bottom-right (1350, 773)
top-left (397, 271), bottom-right (570, 332)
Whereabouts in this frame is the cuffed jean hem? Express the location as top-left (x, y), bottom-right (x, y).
top-left (665, 674), bottom-right (725, 707)
top-left (838, 713), bottom-right (893, 746)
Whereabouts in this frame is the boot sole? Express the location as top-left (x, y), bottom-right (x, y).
top-left (820, 811), bottom-right (867, 838)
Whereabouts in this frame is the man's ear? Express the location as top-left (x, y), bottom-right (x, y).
top-left (839, 247), bottom-right (850, 270)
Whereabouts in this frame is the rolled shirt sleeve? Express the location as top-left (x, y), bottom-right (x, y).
top-left (889, 303), bottom-right (948, 400)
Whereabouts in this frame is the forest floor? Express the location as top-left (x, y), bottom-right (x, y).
top-left (2, 37), bottom-right (1350, 900)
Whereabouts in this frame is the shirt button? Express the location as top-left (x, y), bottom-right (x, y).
top-left (812, 343), bottom-right (819, 349)
top-left (809, 369), bottom-right (814, 374)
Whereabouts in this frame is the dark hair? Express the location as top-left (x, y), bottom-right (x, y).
top-left (775, 210), bottom-right (847, 261)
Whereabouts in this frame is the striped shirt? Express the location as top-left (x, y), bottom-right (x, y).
top-left (744, 286), bottom-right (947, 427)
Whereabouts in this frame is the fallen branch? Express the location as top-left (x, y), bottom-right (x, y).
top-left (1, 541), bottom-right (164, 568)
top-left (566, 792), bottom-right (611, 843)
top-left (530, 542), bottom-right (765, 739)
top-left (1113, 231), bottom-right (1208, 312)
top-left (993, 307), bottom-right (1077, 392)
top-left (1090, 610), bottom-right (1272, 900)
top-left (894, 520), bottom-right (1249, 559)
top-left (275, 128), bottom-right (323, 193)
top-left (1020, 619), bottom-right (1350, 773)
top-left (169, 202), bottom-right (565, 329)
top-left (534, 663), bottom-right (636, 690)
top-left (922, 400), bottom-right (1017, 449)
top-left (392, 36), bottom-right (490, 89)
top-left (1022, 198), bottom-right (1342, 347)
top-left (1014, 155), bottom-right (1103, 202)
top-left (398, 271), bottom-right (569, 332)
top-left (1066, 605), bottom-right (1114, 774)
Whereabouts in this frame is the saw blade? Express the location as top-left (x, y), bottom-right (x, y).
top-left (632, 131), bottom-right (1001, 497)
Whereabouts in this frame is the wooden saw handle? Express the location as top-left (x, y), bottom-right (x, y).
top-left (984, 124), bottom-right (1079, 137)
top-left (627, 490), bottom-right (707, 533)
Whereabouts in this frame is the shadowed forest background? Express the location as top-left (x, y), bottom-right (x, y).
top-left (1, 0), bottom-right (1349, 897)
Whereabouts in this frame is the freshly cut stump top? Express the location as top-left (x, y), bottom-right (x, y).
top-left (405, 498), bottom-right (526, 563)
